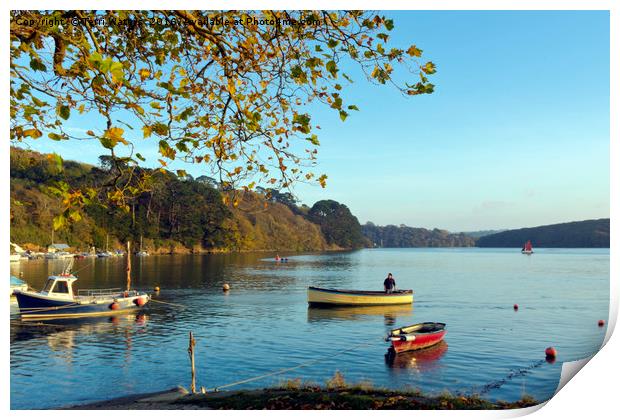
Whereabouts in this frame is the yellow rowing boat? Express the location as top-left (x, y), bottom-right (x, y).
top-left (307, 286), bottom-right (413, 306)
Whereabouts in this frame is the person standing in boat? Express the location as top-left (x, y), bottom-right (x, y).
top-left (384, 273), bottom-right (396, 293)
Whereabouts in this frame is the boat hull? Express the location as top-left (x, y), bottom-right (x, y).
top-left (10, 276), bottom-right (28, 297)
top-left (388, 322), bottom-right (447, 354)
top-left (14, 291), bottom-right (149, 319)
top-left (308, 287), bottom-right (413, 306)
top-left (10, 285), bottom-right (28, 297)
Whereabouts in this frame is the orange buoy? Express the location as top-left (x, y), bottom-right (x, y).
top-left (134, 297), bottom-right (147, 307)
top-left (222, 283), bottom-right (230, 291)
top-left (513, 304), bottom-right (519, 311)
top-left (154, 286), bottom-right (160, 292)
top-left (109, 302), bottom-right (120, 310)
top-left (598, 320), bottom-right (605, 327)
top-left (545, 347), bottom-right (557, 360)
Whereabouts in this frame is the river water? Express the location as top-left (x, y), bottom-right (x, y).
top-left (10, 248), bottom-right (609, 409)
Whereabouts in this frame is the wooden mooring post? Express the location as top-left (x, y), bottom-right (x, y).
top-left (125, 241), bottom-right (131, 291)
top-left (188, 331), bottom-right (196, 393)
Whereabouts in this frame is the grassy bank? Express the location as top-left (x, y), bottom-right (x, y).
top-left (64, 383), bottom-right (539, 410)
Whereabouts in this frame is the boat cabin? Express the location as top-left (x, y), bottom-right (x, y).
top-left (41, 275), bottom-right (77, 300)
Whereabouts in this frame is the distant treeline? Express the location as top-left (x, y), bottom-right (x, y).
top-left (475, 219), bottom-right (610, 248)
top-left (10, 148), bottom-right (609, 252)
top-left (362, 223), bottom-right (476, 247)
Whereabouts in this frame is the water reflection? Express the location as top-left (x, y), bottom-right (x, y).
top-left (385, 341), bottom-right (448, 373)
top-left (307, 305), bottom-right (413, 323)
top-left (11, 313), bottom-right (149, 349)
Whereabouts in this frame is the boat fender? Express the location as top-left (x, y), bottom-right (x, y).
top-left (401, 335), bottom-right (416, 342)
top-left (109, 302), bottom-right (120, 310)
top-left (134, 296), bottom-right (147, 307)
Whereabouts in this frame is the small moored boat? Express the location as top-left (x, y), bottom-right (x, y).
top-left (308, 286), bottom-right (413, 307)
top-left (386, 322), bottom-right (447, 354)
top-left (521, 240), bottom-right (533, 255)
top-left (14, 254), bottom-right (149, 319)
top-left (14, 275), bottom-right (149, 319)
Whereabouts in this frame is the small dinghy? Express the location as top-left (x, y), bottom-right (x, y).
top-left (308, 286), bottom-right (413, 306)
top-left (386, 322), bottom-right (447, 354)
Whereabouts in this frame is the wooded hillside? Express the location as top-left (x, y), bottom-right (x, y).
top-left (362, 223), bottom-right (476, 247)
top-left (10, 148), bottom-right (328, 253)
top-left (475, 219), bottom-right (610, 248)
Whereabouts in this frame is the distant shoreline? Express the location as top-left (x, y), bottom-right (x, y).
top-left (11, 246), bottom-right (610, 260)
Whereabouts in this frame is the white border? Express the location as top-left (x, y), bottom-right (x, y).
top-left (3, 2), bottom-right (617, 420)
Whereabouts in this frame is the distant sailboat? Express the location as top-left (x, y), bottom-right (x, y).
top-left (136, 236), bottom-right (149, 257)
top-left (521, 240), bottom-right (533, 255)
top-left (97, 234), bottom-right (112, 257)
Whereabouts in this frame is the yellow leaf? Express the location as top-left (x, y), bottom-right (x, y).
top-left (103, 127), bottom-right (127, 145)
top-left (227, 79), bottom-right (236, 95)
top-left (143, 125), bottom-right (152, 138)
top-left (138, 68), bottom-right (150, 81)
top-left (23, 128), bottom-right (43, 139)
top-left (407, 45), bottom-right (422, 57)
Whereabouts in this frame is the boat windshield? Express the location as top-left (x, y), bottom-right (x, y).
top-left (42, 279), bottom-right (55, 292)
top-left (53, 281), bottom-right (69, 294)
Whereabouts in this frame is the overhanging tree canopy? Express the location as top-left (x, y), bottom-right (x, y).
top-left (10, 10), bottom-right (435, 223)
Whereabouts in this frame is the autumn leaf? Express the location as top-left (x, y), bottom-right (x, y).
top-left (57, 104), bottom-right (71, 120)
top-left (100, 127), bottom-right (127, 149)
top-left (407, 45), bottom-right (422, 57)
top-left (22, 128), bottom-right (42, 139)
top-left (421, 62), bottom-right (437, 74)
top-left (138, 68), bottom-right (150, 81)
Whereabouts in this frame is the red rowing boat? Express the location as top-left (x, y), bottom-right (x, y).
top-left (386, 322), bottom-right (447, 354)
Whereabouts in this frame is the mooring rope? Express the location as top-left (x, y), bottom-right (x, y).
top-left (463, 359), bottom-right (546, 396)
top-left (70, 259), bottom-right (97, 276)
top-left (206, 337), bottom-right (380, 392)
top-left (149, 298), bottom-right (187, 308)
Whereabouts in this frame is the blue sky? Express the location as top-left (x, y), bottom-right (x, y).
top-left (20, 11), bottom-right (610, 231)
